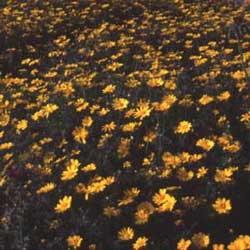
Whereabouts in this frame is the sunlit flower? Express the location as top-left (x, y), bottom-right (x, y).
top-left (54, 196), bottom-right (72, 213)
top-left (16, 120), bottom-right (28, 134)
top-left (82, 116), bottom-right (93, 127)
top-left (175, 121), bottom-right (192, 134)
top-left (214, 168), bottom-right (234, 183)
top-left (147, 77), bottom-right (164, 87)
top-left (217, 91), bottom-right (231, 101)
top-left (196, 166), bottom-right (208, 179)
top-left (133, 100), bottom-right (152, 120)
top-left (61, 159), bottom-right (80, 181)
top-left (196, 138), bottom-right (215, 151)
top-left (135, 209), bottom-right (150, 225)
top-left (118, 187), bottom-right (140, 206)
top-left (0, 112), bottom-right (10, 127)
top-left (0, 176), bottom-right (6, 187)
top-left (112, 98), bottom-right (129, 111)
top-left (153, 188), bottom-right (176, 212)
top-left (72, 126), bottom-right (88, 144)
top-left (67, 235), bottom-right (83, 249)
top-left (102, 84), bottom-right (116, 94)
top-left (177, 238), bottom-right (192, 250)
top-left (227, 235), bottom-right (250, 250)
top-left (133, 236), bottom-right (148, 250)
top-left (240, 112), bottom-right (250, 122)
top-left (118, 227), bottom-right (134, 241)
top-left (231, 70), bottom-right (245, 80)
top-left (36, 182), bottom-right (56, 194)
top-left (102, 121), bottom-right (116, 132)
top-left (81, 163), bottom-right (96, 172)
top-left (0, 142), bottom-right (13, 150)
top-left (212, 198), bottom-right (232, 214)
top-left (198, 95), bottom-right (214, 105)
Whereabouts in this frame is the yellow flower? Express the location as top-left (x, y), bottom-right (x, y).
top-left (61, 159), bottom-right (80, 181)
top-left (123, 161), bottom-right (131, 168)
top-left (212, 198), bottom-right (232, 214)
top-left (16, 120), bottom-right (28, 134)
top-left (106, 62), bottom-right (123, 71)
top-left (133, 237), bottom-right (148, 250)
top-left (102, 84), bottom-right (116, 94)
top-left (152, 188), bottom-right (168, 206)
top-left (42, 103), bottom-right (58, 118)
top-left (72, 126), bottom-right (88, 144)
top-left (102, 121), bottom-right (116, 132)
top-left (143, 131), bottom-right (157, 143)
top-left (133, 100), bottom-right (152, 120)
top-left (177, 239), bottom-right (192, 250)
top-left (0, 131), bottom-right (4, 139)
top-left (36, 182), bottom-right (56, 194)
top-left (217, 91), bottom-right (231, 101)
top-left (175, 121), bottom-right (192, 134)
top-left (0, 142), bottom-right (13, 150)
top-left (227, 235), bottom-right (250, 250)
top-left (196, 138), bottom-right (215, 151)
top-left (223, 142), bottom-right (240, 153)
top-left (82, 116), bottom-right (93, 127)
top-left (74, 98), bottom-right (89, 112)
top-left (54, 196), bottom-right (72, 213)
top-left (118, 227), bottom-right (134, 241)
top-left (112, 98), bottom-right (129, 111)
top-left (164, 80), bottom-right (176, 90)
top-left (240, 112), bottom-right (250, 122)
top-left (153, 94), bottom-right (177, 111)
top-left (152, 188), bottom-right (176, 212)
top-left (198, 95), bottom-right (214, 105)
top-left (179, 152), bottom-right (192, 164)
top-left (135, 209), bottom-right (150, 225)
top-left (0, 112), bottom-right (10, 127)
top-left (214, 168), bottom-right (234, 183)
top-left (231, 70), bottom-right (245, 80)
top-left (205, 49), bottom-right (218, 57)
top-left (81, 163), bottom-right (96, 172)
top-left (0, 176), bottom-right (6, 187)
top-left (98, 107), bottom-right (110, 116)
top-left (196, 167), bottom-right (208, 179)
top-left (31, 104), bottom-right (58, 120)
top-left (122, 122), bottom-right (140, 132)
top-left (191, 233), bottom-right (210, 248)
top-left (147, 77), bottom-right (164, 87)
top-left (194, 57), bottom-right (208, 67)
top-left (118, 187), bottom-right (140, 206)
top-left (81, 176), bottom-right (115, 200)
top-left (31, 110), bottom-right (42, 121)
top-left (67, 235), bottom-right (83, 249)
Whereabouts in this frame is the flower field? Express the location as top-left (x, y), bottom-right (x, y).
top-left (1, 0), bottom-right (250, 249)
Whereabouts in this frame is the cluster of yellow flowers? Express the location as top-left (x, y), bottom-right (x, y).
top-left (1, 0), bottom-right (250, 249)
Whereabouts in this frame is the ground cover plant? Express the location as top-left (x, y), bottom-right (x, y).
top-left (1, 0), bottom-right (250, 249)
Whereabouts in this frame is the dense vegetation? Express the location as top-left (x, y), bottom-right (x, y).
top-left (1, 0), bottom-right (250, 250)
